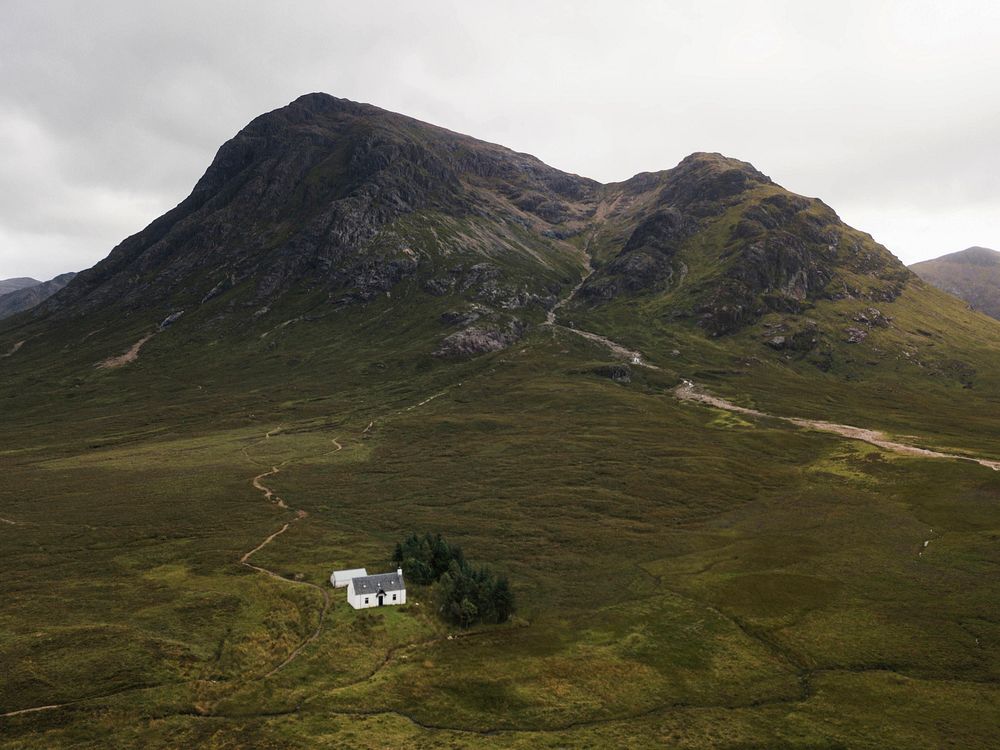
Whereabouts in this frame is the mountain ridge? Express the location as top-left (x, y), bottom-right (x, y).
top-left (0, 277), bottom-right (40, 296)
top-left (910, 246), bottom-right (1000, 320)
top-left (9, 93), bottom-right (921, 373)
top-left (42, 93), bottom-right (598, 319)
top-left (3, 93), bottom-right (993, 405)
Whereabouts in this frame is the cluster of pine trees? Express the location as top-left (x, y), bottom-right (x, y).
top-left (392, 532), bottom-right (515, 627)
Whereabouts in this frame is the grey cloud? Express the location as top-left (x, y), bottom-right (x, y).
top-left (2, 0), bottom-right (999, 279)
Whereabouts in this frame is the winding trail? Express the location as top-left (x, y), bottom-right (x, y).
top-left (562, 327), bottom-right (659, 369)
top-left (0, 682), bottom-right (174, 720)
top-left (251, 466), bottom-right (289, 508)
top-left (543, 227), bottom-right (1000, 476)
top-left (1, 703), bottom-right (67, 718)
top-left (7, 257), bottom-right (997, 729)
top-left (2, 340), bottom-right (25, 358)
top-left (543, 229), bottom-right (659, 369)
top-left (405, 391), bottom-right (448, 412)
top-left (675, 379), bottom-right (1000, 471)
top-left (239, 436), bottom-right (345, 678)
top-left (545, 257), bottom-right (594, 326)
top-left (2, 431), bottom-right (364, 718)
top-left (543, 252), bottom-right (1000, 473)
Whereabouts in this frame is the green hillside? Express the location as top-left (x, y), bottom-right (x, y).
top-left (2, 95), bottom-right (1000, 749)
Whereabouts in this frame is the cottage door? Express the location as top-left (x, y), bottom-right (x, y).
top-left (377, 593), bottom-right (384, 606)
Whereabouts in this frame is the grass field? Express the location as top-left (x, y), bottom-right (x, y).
top-left (2, 277), bottom-right (1000, 748)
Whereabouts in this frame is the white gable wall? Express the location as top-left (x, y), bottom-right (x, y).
top-left (347, 580), bottom-right (406, 609)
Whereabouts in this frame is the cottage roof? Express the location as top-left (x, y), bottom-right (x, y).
top-left (352, 571), bottom-right (405, 594)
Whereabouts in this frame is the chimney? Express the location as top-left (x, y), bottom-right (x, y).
top-left (397, 567), bottom-right (403, 577)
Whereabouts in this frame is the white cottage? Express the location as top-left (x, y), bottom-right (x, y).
top-left (347, 568), bottom-right (406, 609)
top-left (330, 568), bottom-right (368, 588)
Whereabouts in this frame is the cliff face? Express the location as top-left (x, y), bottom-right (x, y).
top-left (575, 153), bottom-right (909, 336)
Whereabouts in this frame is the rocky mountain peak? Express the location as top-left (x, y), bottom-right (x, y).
top-left (45, 94), bottom-right (603, 321)
top-left (14, 95), bottom-right (915, 362)
top-left (661, 151), bottom-right (773, 205)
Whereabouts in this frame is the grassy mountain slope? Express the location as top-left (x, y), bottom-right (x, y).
top-left (2, 95), bottom-right (1000, 749)
top-left (566, 160), bottom-right (1000, 454)
top-left (910, 246), bottom-right (1000, 320)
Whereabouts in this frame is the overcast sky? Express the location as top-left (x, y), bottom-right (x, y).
top-left (2, 1), bottom-right (998, 279)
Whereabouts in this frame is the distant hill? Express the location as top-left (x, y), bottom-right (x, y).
top-left (910, 246), bottom-right (1000, 320)
top-left (0, 272), bottom-right (77, 320)
top-left (0, 277), bottom-right (40, 296)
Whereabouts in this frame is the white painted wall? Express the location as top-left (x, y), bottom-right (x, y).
top-left (347, 581), bottom-right (406, 609)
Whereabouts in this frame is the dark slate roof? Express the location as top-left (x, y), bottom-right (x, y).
top-left (352, 571), bottom-right (405, 594)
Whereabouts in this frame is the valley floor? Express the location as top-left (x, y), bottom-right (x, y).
top-left (2, 316), bottom-right (1000, 749)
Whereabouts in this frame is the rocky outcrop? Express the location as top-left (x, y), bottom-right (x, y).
top-left (763, 320), bottom-right (819, 352)
top-left (853, 307), bottom-right (891, 328)
top-left (433, 319), bottom-right (526, 358)
top-left (580, 209), bottom-right (696, 300)
top-left (578, 153), bottom-right (911, 337)
top-left (159, 311), bottom-right (184, 330)
top-left (656, 152), bottom-right (772, 215)
top-left (590, 363), bottom-right (632, 383)
top-left (844, 327), bottom-right (868, 344)
top-left (693, 232), bottom-right (834, 335)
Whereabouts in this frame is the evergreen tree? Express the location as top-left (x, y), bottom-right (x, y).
top-left (393, 532), bottom-right (515, 627)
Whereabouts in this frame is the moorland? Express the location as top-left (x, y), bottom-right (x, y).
top-left (2, 94), bottom-right (999, 748)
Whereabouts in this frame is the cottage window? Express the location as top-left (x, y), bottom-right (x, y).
top-left (392, 594), bottom-right (397, 600)
top-left (364, 597), bottom-right (369, 604)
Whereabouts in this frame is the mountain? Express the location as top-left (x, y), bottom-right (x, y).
top-left (21, 93), bottom-right (947, 372)
top-left (909, 246), bottom-right (1000, 320)
top-left (0, 272), bottom-right (77, 320)
top-left (46, 94), bottom-right (598, 337)
top-left (3, 95), bottom-right (1000, 749)
top-left (0, 277), bottom-right (40, 296)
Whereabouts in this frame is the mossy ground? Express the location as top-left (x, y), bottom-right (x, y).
top-left (2, 277), bottom-right (1000, 748)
